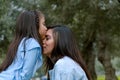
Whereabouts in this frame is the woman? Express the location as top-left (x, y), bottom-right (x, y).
top-left (0, 10), bottom-right (47, 80)
top-left (43, 25), bottom-right (91, 80)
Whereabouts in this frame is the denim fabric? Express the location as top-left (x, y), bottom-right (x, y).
top-left (0, 38), bottom-right (42, 80)
top-left (49, 56), bottom-right (88, 80)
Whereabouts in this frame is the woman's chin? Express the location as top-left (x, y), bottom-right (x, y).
top-left (43, 53), bottom-right (50, 58)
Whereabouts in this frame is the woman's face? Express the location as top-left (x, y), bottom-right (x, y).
top-left (39, 16), bottom-right (47, 40)
top-left (43, 29), bottom-right (55, 57)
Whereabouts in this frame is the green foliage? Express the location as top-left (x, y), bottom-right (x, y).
top-left (41, 1), bottom-right (120, 80)
top-left (95, 58), bottom-right (105, 75)
top-left (0, 0), bottom-right (12, 55)
top-left (0, 52), bottom-right (5, 64)
top-left (111, 57), bottom-right (120, 72)
top-left (0, 0), bottom-right (120, 79)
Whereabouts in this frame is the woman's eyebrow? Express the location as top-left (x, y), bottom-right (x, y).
top-left (45, 34), bottom-right (48, 37)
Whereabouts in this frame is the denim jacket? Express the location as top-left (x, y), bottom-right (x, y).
top-left (0, 38), bottom-right (42, 80)
top-left (49, 56), bottom-right (88, 80)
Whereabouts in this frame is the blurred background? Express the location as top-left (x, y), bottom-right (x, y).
top-left (0, 0), bottom-right (120, 80)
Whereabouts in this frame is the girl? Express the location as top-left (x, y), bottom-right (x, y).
top-left (0, 10), bottom-right (47, 80)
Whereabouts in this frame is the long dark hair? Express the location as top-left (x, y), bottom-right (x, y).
top-left (44, 25), bottom-right (91, 80)
top-left (0, 10), bottom-right (43, 72)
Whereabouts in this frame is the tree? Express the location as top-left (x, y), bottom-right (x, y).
top-left (0, 0), bottom-right (120, 80)
top-left (41, 0), bottom-right (120, 80)
top-left (0, 0), bottom-right (12, 58)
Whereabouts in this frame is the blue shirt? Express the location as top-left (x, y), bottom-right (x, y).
top-left (49, 56), bottom-right (88, 80)
top-left (0, 38), bottom-right (42, 80)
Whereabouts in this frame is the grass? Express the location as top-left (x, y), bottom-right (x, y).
top-left (97, 75), bottom-right (105, 80)
top-left (118, 76), bottom-right (120, 80)
top-left (97, 75), bottom-right (120, 80)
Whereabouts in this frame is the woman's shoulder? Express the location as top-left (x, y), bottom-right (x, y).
top-left (55, 56), bottom-right (76, 66)
top-left (49, 56), bottom-right (88, 79)
top-left (54, 56), bottom-right (76, 71)
top-left (54, 56), bottom-right (85, 73)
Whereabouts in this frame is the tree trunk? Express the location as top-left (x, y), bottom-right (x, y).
top-left (82, 31), bottom-right (97, 80)
top-left (83, 44), bottom-right (96, 80)
top-left (98, 36), bottom-right (118, 80)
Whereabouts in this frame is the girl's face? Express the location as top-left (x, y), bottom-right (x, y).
top-left (39, 16), bottom-right (47, 40)
top-left (43, 29), bottom-right (55, 57)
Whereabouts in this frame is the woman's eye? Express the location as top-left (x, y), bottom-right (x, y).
top-left (46, 37), bottom-right (49, 40)
top-left (45, 35), bottom-right (51, 40)
top-left (46, 36), bottom-right (50, 40)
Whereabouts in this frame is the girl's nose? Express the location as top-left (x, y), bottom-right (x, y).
top-left (42, 39), bottom-right (46, 44)
top-left (44, 26), bottom-right (47, 31)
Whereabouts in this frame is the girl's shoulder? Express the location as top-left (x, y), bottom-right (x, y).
top-left (18, 38), bottom-right (41, 51)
